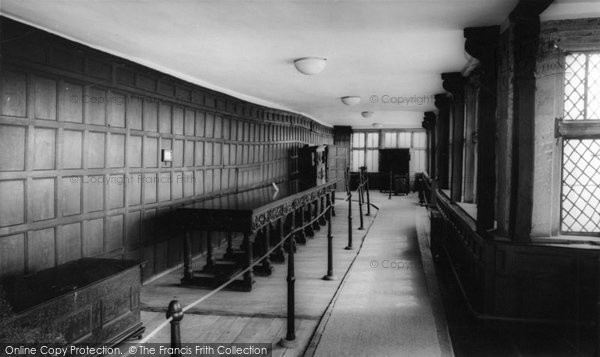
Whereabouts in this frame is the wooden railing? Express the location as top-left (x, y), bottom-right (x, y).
top-left (425, 172), bottom-right (600, 354)
top-left (434, 188), bottom-right (487, 312)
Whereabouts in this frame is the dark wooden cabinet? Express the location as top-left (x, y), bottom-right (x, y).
top-left (379, 148), bottom-right (411, 194)
top-left (0, 258), bottom-right (144, 346)
top-left (298, 145), bottom-right (328, 190)
top-left (379, 148), bottom-right (410, 176)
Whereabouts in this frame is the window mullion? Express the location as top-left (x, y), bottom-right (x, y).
top-left (584, 53), bottom-right (589, 120)
top-left (557, 119), bottom-right (600, 139)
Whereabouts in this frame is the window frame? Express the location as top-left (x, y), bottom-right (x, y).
top-left (558, 50), bottom-right (600, 236)
top-left (350, 129), bottom-right (428, 174)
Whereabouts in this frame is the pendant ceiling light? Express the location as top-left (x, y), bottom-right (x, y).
top-left (341, 96), bottom-right (361, 106)
top-left (361, 111), bottom-right (374, 118)
top-left (294, 57), bottom-right (327, 75)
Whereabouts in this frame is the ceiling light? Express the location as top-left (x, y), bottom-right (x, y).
top-left (372, 123), bottom-right (383, 128)
top-left (294, 57), bottom-right (327, 75)
top-left (341, 96), bottom-right (361, 106)
top-left (361, 111), bottom-right (374, 118)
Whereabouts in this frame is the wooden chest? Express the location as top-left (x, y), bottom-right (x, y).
top-left (0, 258), bottom-right (144, 345)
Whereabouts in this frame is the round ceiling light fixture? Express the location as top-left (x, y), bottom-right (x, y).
top-left (361, 111), bottom-right (374, 118)
top-left (372, 123), bottom-right (383, 128)
top-left (294, 57), bottom-right (327, 75)
top-left (341, 96), bottom-right (361, 106)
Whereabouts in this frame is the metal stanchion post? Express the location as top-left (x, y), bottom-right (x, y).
top-left (360, 168), bottom-right (365, 203)
top-left (357, 173), bottom-right (364, 230)
top-left (279, 236), bottom-right (297, 348)
top-left (365, 168), bottom-right (371, 216)
top-left (362, 167), bottom-right (371, 216)
top-left (345, 190), bottom-right (353, 250)
top-left (319, 195), bottom-right (327, 226)
top-left (323, 191), bottom-right (336, 280)
top-left (331, 189), bottom-right (336, 217)
top-left (167, 300), bottom-right (183, 357)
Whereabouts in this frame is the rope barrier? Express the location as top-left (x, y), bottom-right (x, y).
top-left (134, 174), bottom-right (375, 348)
top-left (135, 189), bottom-right (348, 345)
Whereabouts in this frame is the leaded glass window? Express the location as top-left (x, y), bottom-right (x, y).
top-left (562, 139), bottom-right (600, 233)
top-left (564, 53), bottom-right (600, 120)
top-left (561, 52), bottom-right (600, 234)
top-left (350, 132), bottom-right (378, 171)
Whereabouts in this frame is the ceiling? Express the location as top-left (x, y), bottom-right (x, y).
top-left (1, 0), bottom-right (591, 129)
top-left (541, 0), bottom-right (600, 20)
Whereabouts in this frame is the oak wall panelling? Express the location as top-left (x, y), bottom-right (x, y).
top-left (0, 17), bottom-right (333, 281)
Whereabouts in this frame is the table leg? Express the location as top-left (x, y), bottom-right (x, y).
top-left (223, 232), bottom-right (234, 260)
top-left (271, 222), bottom-right (285, 263)
top-left (312, 200), bottom-right (321, 231)
top-left (295, 209), bottom-right (306, 244)
top-left (182, 230), bottom-right (193, 283)
top-left (297, 206), bottom-right (307, 243)
top-left (255, 227), bottom-right (273, 276)
top-left (305, 204), bottom-right (315, 237)
top-left (203, 232), bottom-right (215, 271)
top-left (319, 196), bottom-right (327, 226)
top-left (242, 232), bottom-right (254, 291)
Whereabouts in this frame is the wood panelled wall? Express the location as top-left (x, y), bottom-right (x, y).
top-left (0, 18), bottom-right (333, 281)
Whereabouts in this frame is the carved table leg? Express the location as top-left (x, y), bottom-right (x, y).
top-left (312, 200), bottom-right (321, 231)
top-left (298, 206), bottom-right (307, 243)
top-left (203, 232), bottom-right (215, 271)
top-left (271, 221), bottom-right (285, 263)
top-left (223, 232), bottom-right (234, 260)
top-left (318, 196), bottom-right (327, 226)
top-left (284, 214), bottom-right (297, 253)
top-left (295, 209), bottom-right (306, 244)
top-left (253, 229), bottom-right (263, 259)
top-left (305, 204), bottom-right (315, 237)
top-left (242, 232), bottom-right (254, 291)
top-left (254, 227), bottom-right (273, 276)
top-left (182, 230), bottom-right (193, 283)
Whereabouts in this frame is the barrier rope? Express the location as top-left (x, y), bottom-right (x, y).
top-left (135, 189), bottom-right (354, 345)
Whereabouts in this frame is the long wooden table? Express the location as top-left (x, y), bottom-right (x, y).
top-left (177, 180), bottom-right (338, 291)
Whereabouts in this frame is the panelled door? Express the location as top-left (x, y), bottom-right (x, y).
top-left (328, 145), bottom-right (349, 192)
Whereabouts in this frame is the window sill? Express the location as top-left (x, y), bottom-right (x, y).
top-left (456, 202), bottom-right (477, 220)
top-left (529, 235), bottom-right (600, 249)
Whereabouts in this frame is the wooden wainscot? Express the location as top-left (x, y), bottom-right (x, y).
top-left (0, 258), bottom-right (145, 347)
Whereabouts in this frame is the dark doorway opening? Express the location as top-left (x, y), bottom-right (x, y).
top-left (379, 148), bottom-right (410, 194)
